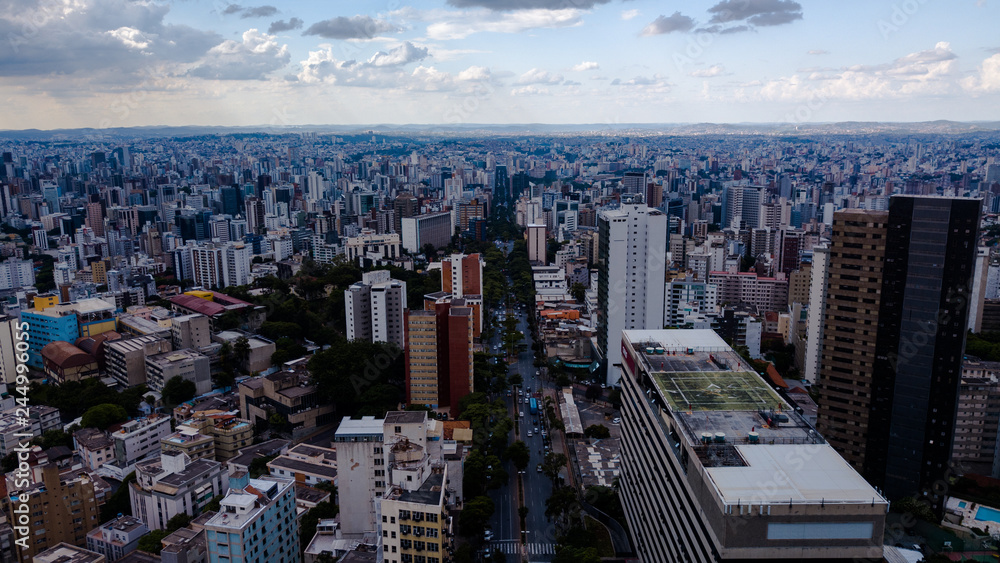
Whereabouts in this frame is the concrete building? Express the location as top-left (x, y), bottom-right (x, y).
top-left (32, 544), bottom-right (104, 563)
top-left (85, 516), bottom-right (149, 562)
top-left (6, 466), bottom-right (101, 562)
top-left (160, 427), bottom-right (216, 462)
top-left (203, 474), bottom-right (300, 563)
top-left (0, 258), bottom-right (34, 290)
top-left (0, 316), bottom-right (23, 385)
top-left (401, 212), bottom-right (452, 253)
top-left (708, 271), bottom-right (789, 313)
top-left (267, 443), bottom-right (337, 486)
top-left (345, 231), bottom-right (402, 262)
top-left (952, 358), bottom-right (1000, 478)
top-left (40, 341), bottom-right (99, 383)
top-left (596, 199), bottom-right (667, 386)
top-left (526, 224), bottom-right (546, 264)
top-left (345, 270), bottom-right (408, 349)
top-left (105, 336), bottom-right (173, 388)
top-left (665, 275), bottom-right (718, 328)
top-left (333, 417), bottom-right (386, 537)
top-left (616, 329), bottom-right (886, 563)
top-left (441, 253), bottom-right (483, 299)
top-left (404, 298), bottom-right (473, 416)
top-left (381, 467), bottom-right (451, 563)
top-left (111, 414), bottom-right (173, 468)
top-left (171, 314), bottom-right (211, 350)
top-left (129, 451), bottom-right (228, 531)
top-left (238, 366), bottom-right (335, 440)
top-left (74, 428), bottom-right (115, 472)
top-left (22, 297), bottom-right (117, 368)
top-left (802, 245), bottom-right (829, 384)
top-left (212, 332), bottom-right (275, 374)
top-left (145, 349), bottom-right (212, 396)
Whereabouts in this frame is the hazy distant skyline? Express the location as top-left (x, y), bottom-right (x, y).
top-left (2, 0), bottom-right (999, 130)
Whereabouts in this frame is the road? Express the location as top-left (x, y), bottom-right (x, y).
top-left (485, 303), bottom-right (559, 562)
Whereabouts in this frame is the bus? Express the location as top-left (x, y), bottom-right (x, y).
top-left (529, 397), bottom-right (538, 415)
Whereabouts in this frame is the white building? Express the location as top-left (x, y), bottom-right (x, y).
top-left (86, 515), bottom-right (149, 562)
top-left (333, 416), bottom-right (386, 538)
top-left (803, 244), bottom-right (830, 383)
top-left (190, 242), bottom-right (251, 289)
top-left (596, 200), bottom-right (667, 385)
top-left (345, 270), bottom-right (408, 349)
top-left (111, 414), bottom-right (173, 468)
top-left (0, 257), bottom-right (35, 290)
top-left (526, 224), bottom-right (546, 264)
top-left (665, 275), bottom-right (718, 327)
top-left (129, 451), bottom-right (228, 531)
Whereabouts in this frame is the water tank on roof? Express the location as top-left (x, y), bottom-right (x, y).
top-left (748, 432), bottom-right (760, 444)
top-left (700, 432), bottom-right (713, 444)
top-left (714, 432), bottom-right (726, 443)
top-left (655, 347), bottom-right (665, 355)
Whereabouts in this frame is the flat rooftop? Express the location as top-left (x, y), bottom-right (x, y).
top-left (334, 416), bottom-right (384, 440)
top-left (706, 445), bottom-right (883, 505)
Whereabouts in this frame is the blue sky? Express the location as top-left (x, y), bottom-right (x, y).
top-left (1, 0), bottom-right (998, 129)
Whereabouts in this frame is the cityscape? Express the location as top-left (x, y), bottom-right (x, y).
top-left (2, 1), bottom-right (1000, 563)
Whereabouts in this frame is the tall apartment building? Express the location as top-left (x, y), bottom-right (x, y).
top-left (708, 271), bottom-right (789, 313)
top-left (0, 316), bottom-right (21, 385)
top-left (815, 196), bottom-right (980, 512)
top-left (952, 358), bottom-right (1000, 478)
top-left (596, 199), bottom-right (667, 385)
top-left (803, 244), bottom-right (830, 383)
top-left (617, 329), bottom-right (886, 563)
top-left (6, 465), bottom-right (101, 562)
top-left (129, 451), bottom-right (228, 531)
top-left (0, 258), bottom-right (35, 290)
top-left (105, 336), bottom-right (174, 388)
top-left (345, 270), bottom-right (408, 348)
top-left (526, 224), bottom-right (546, 264)
top-left (334, 417), bottom-right (386, 537)
top-left (381, 466), bottom-right (450, 563)
top-left (441, 253), bottom-right (484, 336)
top-left (204, 473), bottom-right (300, 563)
top-left (665, 275), bottom-right (718, 327)
top-left (404, 297), bottom-right (473, 415)
top-left (189, 242), bottom-right (251, 289)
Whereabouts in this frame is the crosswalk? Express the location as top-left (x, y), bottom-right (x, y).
top-left (490, 540), bottom-right (558, 555)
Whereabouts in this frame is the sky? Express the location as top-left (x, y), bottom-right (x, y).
top-left (1, 0), bottom-right (999, 130)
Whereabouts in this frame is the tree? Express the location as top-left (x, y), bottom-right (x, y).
top-left (545, 486), bottom-right (578, 522)
top-left (249, 453), bottom-right (279, 478)
top-left (31, 429), bottom-right (72, 449)
top-left (81, 404), bottom-right (128, 430)
top-left (138, 530), bottom-right (169, 554)
top-left (166, 513), bottom-right (192, 532)
top-left (505, 440), bottom-right (531, 472)
top-left (100, 471), bottom-right (136, 522)
top-left (542, 452), bottom-right (568, 483)
top-left (569, 282), bottom-right (586, 303)
top-left (584, 424), bottom-right (611, 439)
top-left (584, 384), bottom-right (602, 402)
top-left (607, 388), bottom-right (622, 409)
top-left (553, 546), bottom-right (601, 563)
top-left (233, 336), bottom-right (251, 372)
top-left (459, 496), bottom-right (495, 536)
top-left (508, 372), bottom-right (523, 387)
top-left (162, 376), bottom-right (197, 406)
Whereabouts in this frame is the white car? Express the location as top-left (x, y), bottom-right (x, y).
top-left (612, 417), bottom-right (621, 425)
top-left (519, 411), bottom-right (524, 418)
top-left (527, 431), bottom-right (533, 437)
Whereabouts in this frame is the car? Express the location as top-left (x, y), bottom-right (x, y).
top-left (537, 464), bottom-right (543, 472)
top-left (524, 398), bottom-right (529, 404)
top-left (534, 427), bottom-right (539, 433)
top-left (527, 431), bottom-right (532, 437)
top-left (484, 529), bottom-right (494, 541)
top-left (519, 411), bottom-right (524, 418)
top-left (612, 417), bottom-right (621, 425)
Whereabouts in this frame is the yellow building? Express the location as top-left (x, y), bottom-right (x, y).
top-left (381, 466), bottom-right (452, 563)
top-left (6, 466), bottom-right (100, 563)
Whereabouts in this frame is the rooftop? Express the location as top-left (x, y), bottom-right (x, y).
top-left (34, 543), bottom-right (105, 563)
top-left (334, 416), bottom-right (384, 441)
top-left (384, 411), bottom-right (427, 425)
top-left (387, 470), bottom-right (445, 506)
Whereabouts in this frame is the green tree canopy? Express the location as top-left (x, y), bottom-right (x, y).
top-left (505, 440), bottom-right (531, 472)
top-left (459, 496), bottom-right (495, 536)
top-left (81, 404), bottom-right (128, 430)
top-left (162, 376), bottom-right (197, 406)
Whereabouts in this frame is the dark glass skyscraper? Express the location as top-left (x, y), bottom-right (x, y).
top-left (816, 195), bottom-right (981, 513)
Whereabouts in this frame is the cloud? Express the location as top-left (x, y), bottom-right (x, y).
top-left (690, 65), bottom-right (724, 77)
top-left (572, 61), bottom-right (599, 71)
top-left (808, 49), bottom-right (829, 55)
top-left (221, 4), bottom-right (278, 19)
top-left (705, 0), bottom-right (802, 32)
top-left (963, 53), bottom-right (1000, 92)
top-left (296, 44), bottom-right (485, 91)
top-left (621, 9), bottom-right (639, 20)
top-left (0, 0), bottom-right (221, 80)
top-left (752, 42), bottom-right (959, 102)
top-left (268, 18), bottom-right (303, 34)
top-left (511, 85), bottom-right (550, 96)
top-left (563, 80), bottom-right (581, 86)
top-left (188, 29), bottom-right (289, 80)
top-left (640, 12), bottom-right (695, 36)
top-left (516, 68), bottom-right (563, 84)
top-left (303, 16), bottom-right (401, 40)
top-left (368, 42), bottom-right (429, 67)
top-left (426, 8), bottom-right (583, 40)
top-left (446, 0), bottom-right (611, 10)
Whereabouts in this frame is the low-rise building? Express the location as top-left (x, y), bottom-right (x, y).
top-left (160, 428), bottom-right (215, 462)
top-left (105, 336), bottom-right (173, 388)
top-left (203, 474), bottom-right (300, 563)
top-left (129, 452), bottom-right (228, 531)
top-left (111, 415), bottom-right (172, 469)
top-left (32, 544), bottom-right (105, 563)
top-left (238, 366), bottom-right (334, 440)
top-left (267, 443), bottom-right (337, 486)
top-left (145, 350), bottom-right (212, 397)
top-left (74, 428), bottom-right (115, 472)
top-left (85, 516), bottom-right (149, 563)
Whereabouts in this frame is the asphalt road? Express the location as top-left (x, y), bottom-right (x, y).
top-left (485, 305), bottom-right (559, 562)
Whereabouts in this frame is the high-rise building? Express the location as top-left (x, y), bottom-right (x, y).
top-left (401, 212), bottom-right (452, 254)
top-left (345, 270), bottom-right (408, 349)
top-left (803, 245), bottom-right (829, 384)
top-left (404, 296), bottom-right (473, 415)
top-left (86, 202), bottom-right (104, 237)
top-left (815, 196), bottom-right (980, 511)
top-left (204, 473), bottom-right (300, 563)
top-left (596, 200), bottom-right (667, 385)
top-left (6, 465), bottom-right (101, 562)
top-left (334, 416), bottom-right (386, 537)
top-left (616, 329), bottom-right (887, 563)
top-left (526, 224), bottom-right (546, 264)
top-left (0, 257), bottom-right (35, 290)
top-left (393, 192), bottom-right (419, 234)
